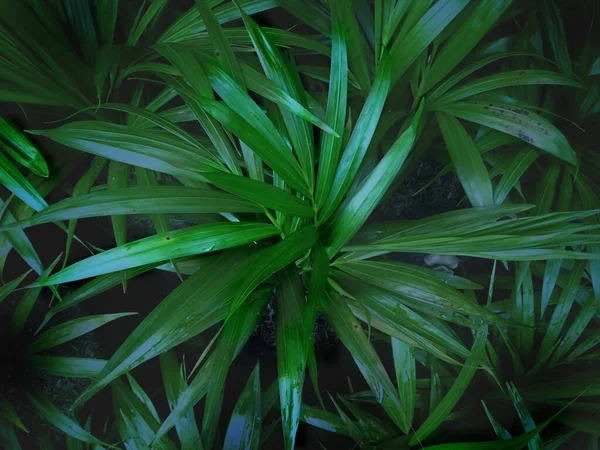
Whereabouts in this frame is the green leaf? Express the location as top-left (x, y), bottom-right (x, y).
top-left (536, 261), bottom-right (586, 365)
top-left (350, 204), bottom-right (531, 244)
top-left (315, 0), bottom-right (348, 208)
top-left (23, 386), bottom-right (108, 447)
top-left (482, 401), bottom-right (512, 440)
top-left (437, 101), bottom-right (577, 165)
top-left (276, 264), bottom-right (309, 450)
top-left (389, 0), bottom-right (470, 85)
top-left (107, 160), bottom-right (128, 289)
top-left (304, 242), bottom-right (328, 409)
top-left (11, 255), bottom-right (61, 335)
top-left (63, 156), bottom-right (107, 265)
top-left (335, 272), bottom-right (472, 362)
top-left (155, 46), bottom-right (243, 177)
top-left (111, 377), bottom-right (176, 450)
top-left (40, 265), bottom-right (156, 331)
top-left (127, 0), bottom-right (168, 46)
top-left (62, 0), bottom-right (98, 65)
top-left (506, 382), bottom-right (543, 450)
top-left (195, 0), bottom-right (245, 88)
top-left (29, 121), bottom-right (223, 180)
top-left (83, 103), bottom-right (222, 161)
top-left (223, 362), bottom-right (262, 450)
top-left (0, 398), bottom-right (27, 433)
top-left (328, 396), bottom-right (368, 444)
top-left (391, 338), bottom-right (416, 427)
top-left (301, 404), bottom-right (351, 436)
top-left (338, 3), bottom-right (371, 91)
top-left (541, 259), bottom-right (562, 318)
top-left (494, 147), bottom-right (538, 204)
top-left (28, 356), bottom-right (107, 378)
top-left (192, 96), bottom-right (309, 196)
top-left (1, 186), bottom-right (263, 230)
top-left (200, 303), bottom-right (256, 448)
top-left (325, 101), bottom-right (423, 256)
top-left (550, 294), bottom-right (597, 364)
top-left (73, 249), bottom-right (248, 408)
top-left (203, 172), bottom-right (313, 217)
top-left (276, 0), bottom-right (330, 36)
top-left (96, 0), bottom-right (119, 46)
top-left (423, 0), bottom-right (513, 91)
top-left (590, 57), bottom-right (600, 77)
top-left (532, 161), bottom-right (560, 216)
top-left (238, 6), bottom-right (315, 188)
top-left (0, 145), bottom-right (48, 212)
top-left (428, 52), bottom-right (540, 101)
top-left (239, 63), bottom-right (335, 134)
top-left (541, 0), bottom-right (572, 77)
top-left (318, 52), bottom-right (392, 224)
top-left (336, 260), bottom-right (514, 326)
top-left (338, 395), bottom-right (396, 443)
top-left (158, 0), bottom-right (279, 43)
top-left (437, 112), bottom-right (493, 207)
top-left (0, 199), bottom-right (44, 274)
top-left (27, 313), bottom-right (136, 354)
top-left (38, 222), bottom-right (279, 285)
top-left (0, 269), bottom-right (30, 305)
top-left (514, 263), bottom-right (535, 358)
top-left (322, 289), bottom-right (409, 433)
top-left (94, 45), bottom-right (120, 103)
top-left (410, 326), bottom-right (488, 445)
top-left (429, 357), bottom-right (443, 414)
top-left (0, 117), bottom-right (49, 177)
top-left (230, 226), bottom-right (318, 313)
top-left (0, 415), bottom-right (22, 450)
top-left (155, 288), bottom-right (270, 443)
top-left (345, 207), bottom-right (600, 260)
top-left (159, 351), bottom-right (201, 450)
top-left (433, 70), bottom-right (583, 107)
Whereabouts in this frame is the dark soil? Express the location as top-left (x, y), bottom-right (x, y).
top-left (383, 159), bottom-right (464, 221)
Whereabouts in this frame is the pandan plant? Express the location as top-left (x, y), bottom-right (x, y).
top-left (1, 0), bottom-right (600, 448)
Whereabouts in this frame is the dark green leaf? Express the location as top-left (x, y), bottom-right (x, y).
top-left (204, 172), bottom-right (313, 217)
top-left (437, 112), bottom-right (493, 207)
top-left (0, 117), bottom-right (49, 177)
top-left (29, 356), bottom-right (107, 378)
top-left (315, 0), bottom-right (348, 208)
top-left (438, 102), bottom-right (577, 165)
top-left (410, 326), bottom-right (488, 445)
top-left (0, 145), bottom-right (47, 211)
top-left (27, 313), bottom-right (136, 354)
top-left (322, 289), bottom-right (409, 433)
top-left (325, 101), bottom-right (423, 255)
top-left (318, 52), bottom-right (392, 224)
top-left (223, 363), bottom-right (262, 450)
top-left (1, 186), bottom-right (263, 230)
top-left (38, 222), bottom-right (279, 285)
top-left (230, 226), bottom-right (318, 313)
top-left (276, 265), bottom-right (309, 450)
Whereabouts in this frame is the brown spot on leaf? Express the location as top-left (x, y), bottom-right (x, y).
top-left (517, 133), bottom-right (534, 144)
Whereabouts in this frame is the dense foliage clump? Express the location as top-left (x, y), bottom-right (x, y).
top-left (1, 0), bottom-right (599, 448)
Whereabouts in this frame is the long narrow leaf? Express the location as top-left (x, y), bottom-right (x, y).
top-left (1, 186), bottom-right (263, 230)
top-left (325, 101), bottom-right (423, 256)
top-left (322, 289), bottom-right (409, 433)
top-left (438, 102), bottom-right (577, 165)
top-left (276, 264), bottom-right (309, 450)
top-left (38, 222), bottom-right (279, 285)
top-left (319, 53), bottom-right (392, 224)
top-left (437, 112), bottom-right (493, 207)
top-left (223, 363), bottom-right (262, 450)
